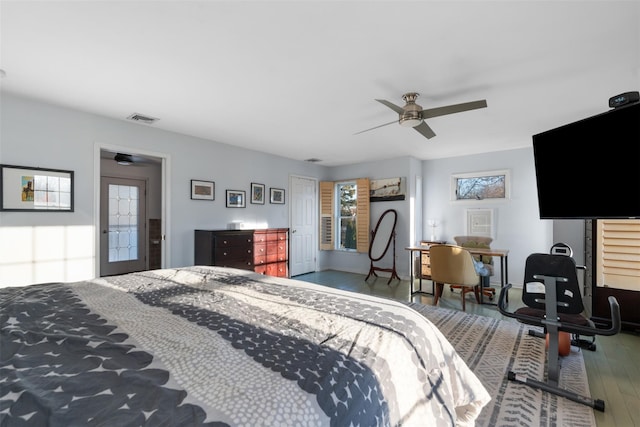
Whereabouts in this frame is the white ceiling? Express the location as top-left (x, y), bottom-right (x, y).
top-left (1, 1), bottom-right (638, 166)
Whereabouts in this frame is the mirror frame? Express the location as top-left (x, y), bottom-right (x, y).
top-left (368, 208), bottom-right (397, 261)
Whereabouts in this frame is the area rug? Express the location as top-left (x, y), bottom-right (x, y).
top-left (406, 302), bottom-right (597, 427)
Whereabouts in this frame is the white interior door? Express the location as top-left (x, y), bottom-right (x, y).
top-left (290, 175), bottom-right (317, 276)
top-left (100, 176), bottom-right (147, 276)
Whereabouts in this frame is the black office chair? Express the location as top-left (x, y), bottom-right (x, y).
top-left (498, 253), bottom-right (621, 412)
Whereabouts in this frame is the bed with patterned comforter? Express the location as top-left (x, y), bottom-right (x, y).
top-left (0, 266), bottom-right (490, 426)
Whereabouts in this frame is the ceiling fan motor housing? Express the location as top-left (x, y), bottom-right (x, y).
top-left (399, 92), bottom-right (423, 127)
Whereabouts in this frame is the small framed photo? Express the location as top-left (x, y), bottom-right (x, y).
top-left (250, 182), bottom-right (265, 204)
top-left (191, 180), bottom-right (214, 201)
top-left (226, 190), bottom-right (246, 208)
top-left (270, 187), bottom-right (285, 204)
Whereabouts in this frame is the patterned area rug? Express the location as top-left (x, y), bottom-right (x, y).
top-left (406, 302), bottom-right (596, 427)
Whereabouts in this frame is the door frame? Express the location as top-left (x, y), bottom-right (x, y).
top-left (94, 143), bottom-right (170, 278)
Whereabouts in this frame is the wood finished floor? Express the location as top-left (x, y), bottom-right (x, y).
top-left (293, 270), bottom-right (640, 427)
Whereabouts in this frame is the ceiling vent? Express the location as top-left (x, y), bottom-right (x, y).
top-left (126, 113), bottom-right (159, 124)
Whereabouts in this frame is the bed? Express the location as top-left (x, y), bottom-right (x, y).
top-left (0, 266), bottom-right (490, 426)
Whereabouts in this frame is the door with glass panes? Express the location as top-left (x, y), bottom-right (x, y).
top-left (100, 177), bottom-right (147, 276)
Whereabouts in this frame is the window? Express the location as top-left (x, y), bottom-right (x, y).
top-left (451, 169), bottom-right (510, 201)
top-left (319, 178), bottom-right (370, 252)
top-left (338, 182), bottom-right (357, 250)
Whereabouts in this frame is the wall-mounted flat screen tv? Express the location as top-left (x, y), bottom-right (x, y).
top-left (532, 101), bottom-right (640, 219)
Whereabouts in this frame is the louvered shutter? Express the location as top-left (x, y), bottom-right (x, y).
top-left (596, 219), bottom-right (640, 290)
top-left (319, 181), bottom-right (334, 250)
top-left (356, 178), bottom-right (370, 253)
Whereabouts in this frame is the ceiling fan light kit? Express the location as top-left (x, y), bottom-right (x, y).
top-left (358, 92), bottom-right (487, 139)
top-left (114, 153), bottom-right (134, 165)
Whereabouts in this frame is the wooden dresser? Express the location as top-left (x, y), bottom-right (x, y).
top-left (194, 228), bottom-right (289, 277)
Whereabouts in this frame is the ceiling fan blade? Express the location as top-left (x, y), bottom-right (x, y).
top-left (421, 99), bottom-right (487, 119)
top-left (354, 119), bottom-right (398, 135)
top-left (413, 122), bottom-right (436, 139)
top-left (375, 99), bottom-right (405, 114)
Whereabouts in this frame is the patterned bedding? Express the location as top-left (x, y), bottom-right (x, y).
top-left (0, 266), bottom-right (490, 426)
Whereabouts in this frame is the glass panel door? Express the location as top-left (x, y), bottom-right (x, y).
top-left (100, 177), bottom-right (146, 276)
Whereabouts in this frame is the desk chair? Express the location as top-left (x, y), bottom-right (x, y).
top-left (498, 253), bottom-right (621, 411)
top-left (453, 236), bottom-right (496, 301)
top-left (429, 244), bottom-right (480, 311)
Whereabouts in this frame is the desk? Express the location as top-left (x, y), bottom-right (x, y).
top-left (405, 245), bottom-right (510, 305)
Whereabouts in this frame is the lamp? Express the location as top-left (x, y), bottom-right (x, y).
top-left (427, 219), bottom-right (438, 241)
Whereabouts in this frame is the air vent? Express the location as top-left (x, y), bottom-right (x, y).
top-left (304, 158), bottom-right (322, 163)
top-left (126, 113), bottom-right (159, 124)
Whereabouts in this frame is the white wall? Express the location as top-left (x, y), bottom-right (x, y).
top-left (1, 93), bottom-right (580, 289)
top-left (423, 148), bottom-right (552, 287)
top-left (0, 93), bottom-right (325, 286)
top-left (322, 156), bottom-right (422, 279)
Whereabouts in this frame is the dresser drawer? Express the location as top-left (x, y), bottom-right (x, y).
top-left (214, 234), bottom-right (253, 248)
top-left (214, 246), bottom-right (253, 262)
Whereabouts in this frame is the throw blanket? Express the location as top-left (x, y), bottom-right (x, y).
top-left (1, 266), bottom-right (490, 426)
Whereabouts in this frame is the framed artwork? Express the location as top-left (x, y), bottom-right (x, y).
top-left (0, 164), bottom-right (74, 212)
top-left (191, 180), bottom-right (214, 201)
top-left (369, 177), bottom-right (406, 202)
top-left (226, 190), bottom-right (246, 208)
top-left (250, 182), bottom-right (265, 204)
top-left (270, 188), bottom-right (285, 204)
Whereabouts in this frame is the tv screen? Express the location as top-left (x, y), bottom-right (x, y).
top-left (532, 102), bottom-right (640, 219)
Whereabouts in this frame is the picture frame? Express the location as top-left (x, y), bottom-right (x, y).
top-left (191, 179), bottom-right (215, 201)
top-left (0, 164), bottom-right (74, 212)
top-left (270, 187), bottom-right (285, 204)
top-left (226, 190), bottom-right (246, 208)
top-left (369, 177), bottom-right (406, 202)
top-left (250, 182), bottom-right (265, 204)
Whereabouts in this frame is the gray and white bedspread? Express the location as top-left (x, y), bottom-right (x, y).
top-left (0, 266), bottom-right (490, 426)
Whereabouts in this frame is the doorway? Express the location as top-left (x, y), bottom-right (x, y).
top-left (97, 148), bottom-right (165, 278)
top-left (289, 175), bottom-right (317, 276)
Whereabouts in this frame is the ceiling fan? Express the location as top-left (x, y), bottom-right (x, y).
top-left (114, 153), bottom-right (154, 166)
top-left (356, 92), bottom-right (487, 139)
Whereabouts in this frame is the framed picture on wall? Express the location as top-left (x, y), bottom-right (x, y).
top-left (250, 183), bottom-right (265, 204)
top-left (270, 188), bottom-right (285, 204)
top-left (191, 180), bottom-right (214, 201)
top-left (0, 164), bottom-right (74, 212)
top-left (226, 190), bottom-right (246, 208)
